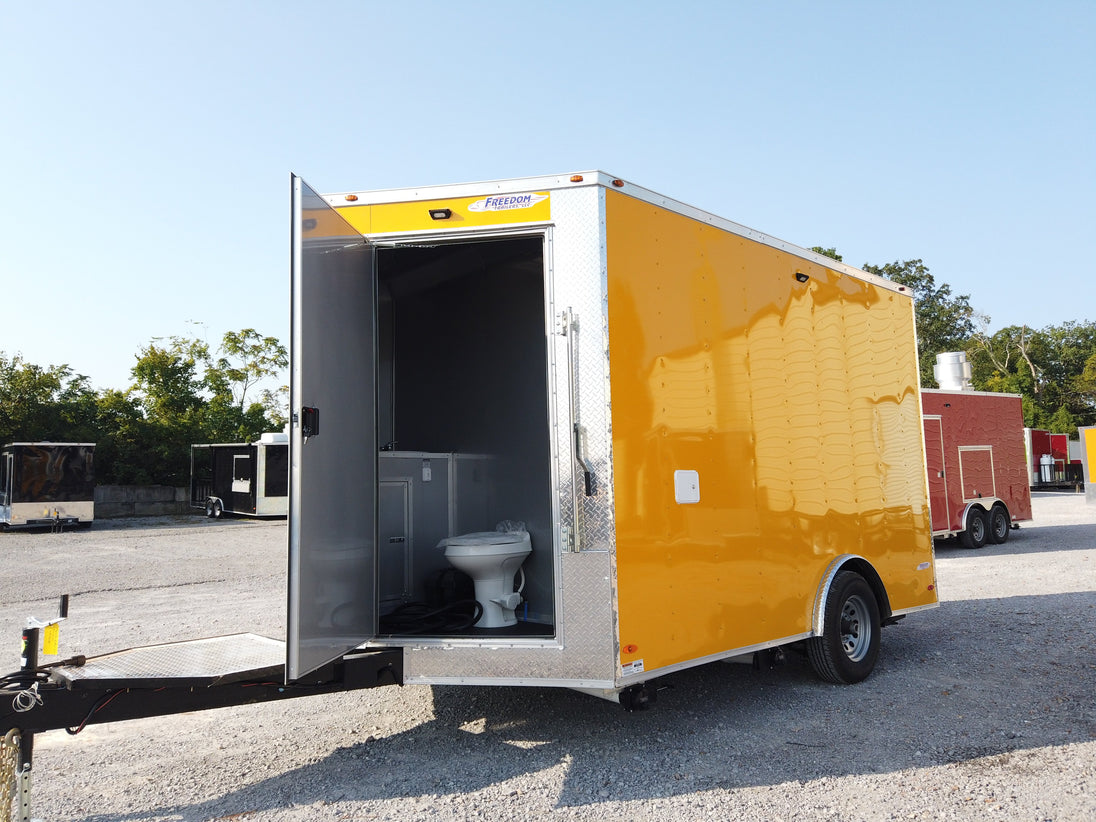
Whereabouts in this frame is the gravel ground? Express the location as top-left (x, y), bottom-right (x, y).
top-left (1, 491), bottom-right (1094, 821)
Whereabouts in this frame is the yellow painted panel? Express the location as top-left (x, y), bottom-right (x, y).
top-left (605, 189), bottom-right (935, 675)
top-left (1084, 428), bottom-right (1096, 482)
top-left (335, 192), bottom-right (551, 236)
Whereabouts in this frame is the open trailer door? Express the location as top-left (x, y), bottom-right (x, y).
top-left (288, 175), bottom-right (378, 681)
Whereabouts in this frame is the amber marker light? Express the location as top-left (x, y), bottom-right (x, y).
top-left (570, 175), bottom-right (584, 182)
top-left (611, 179), bottom-right (625, 187)
top-left (344, 194), bottom-right (358, 202)
top-left (624, 644), bottom-right (639, 654)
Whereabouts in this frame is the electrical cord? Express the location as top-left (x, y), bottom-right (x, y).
top-left (0, 654), bottom-right (85, 685)
top-left (379, 599), bottom-right (484, 634)
top-left (65, 689), bottom-right (124, 735)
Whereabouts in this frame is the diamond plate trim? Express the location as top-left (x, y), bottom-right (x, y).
top-left (53, 634), bottom-right (284, 687)
top-left (403, 186), bottom-right (622, 685)
top-left (552, 187), bottom-right (615, 555)
top-left (402, 550), bottom-right (615, 683)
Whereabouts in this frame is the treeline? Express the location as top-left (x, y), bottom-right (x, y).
top-left (814, 252), bottom-right (1096, 435)
top-left (900, 266), bottom-right (1096, 433)
top-left (3, 258), bottom-right (1094, 488)
top-left (0, 329), bottom-right (287, 486)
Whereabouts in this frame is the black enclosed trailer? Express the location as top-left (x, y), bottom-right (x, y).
top-left (0, 443), bottom-right (95, 529)
top-left (190, 433), bottom-right (289, 518)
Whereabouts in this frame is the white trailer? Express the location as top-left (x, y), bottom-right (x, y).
top-left (190, 433), bottom-right (289, 518)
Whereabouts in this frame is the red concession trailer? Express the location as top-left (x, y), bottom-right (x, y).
top-left (1024, 428), bottom-right (1073, 487)
top-left (922, 389), bottom-right (1032, 548)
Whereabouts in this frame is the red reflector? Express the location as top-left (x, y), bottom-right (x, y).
top-left (612, 179), bottom-right (624, 187)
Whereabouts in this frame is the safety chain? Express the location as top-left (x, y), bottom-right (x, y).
top-left (0, 728), bottom-right (19, 822)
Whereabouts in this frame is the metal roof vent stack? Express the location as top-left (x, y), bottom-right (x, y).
top-left (934, 351), bottom-right (973, 391)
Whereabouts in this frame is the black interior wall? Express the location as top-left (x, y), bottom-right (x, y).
top-left (377, 237), bottom-right (555, 624)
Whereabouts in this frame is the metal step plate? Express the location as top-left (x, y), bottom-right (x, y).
top-left (50, 633), bottom-right (285, 689)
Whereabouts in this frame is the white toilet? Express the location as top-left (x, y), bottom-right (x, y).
top-left (441, 531), bottom-right (532, 628)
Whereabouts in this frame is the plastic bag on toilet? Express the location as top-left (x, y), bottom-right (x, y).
top-left (495, 520), bottom-right (527, 536)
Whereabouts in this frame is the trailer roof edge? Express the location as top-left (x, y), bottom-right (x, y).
top-left (321, 171), bottom-right (905, 296)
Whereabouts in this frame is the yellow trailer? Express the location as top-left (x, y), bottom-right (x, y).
top-left (288, 171), bottom-right (938, 703)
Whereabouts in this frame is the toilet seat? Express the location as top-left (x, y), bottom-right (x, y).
top-left (442, 532), bottom-right (529, 556)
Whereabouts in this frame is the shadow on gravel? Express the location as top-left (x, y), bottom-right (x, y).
top-left (933, 520), bottom-right (1095, 559)
top-left (69, 589), bottom-right (1096, 821)
top-left (90, 515), bottom-right (285, 532)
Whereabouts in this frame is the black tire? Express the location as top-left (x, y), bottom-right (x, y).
top-left (807, 570), bottom-right (881, 684)
top-left (959, 508), bottom-right (988, 549)
top-left (206, 499), bottom-right (223, 519)
top-left (987, 504), bottom-right (1010, 544)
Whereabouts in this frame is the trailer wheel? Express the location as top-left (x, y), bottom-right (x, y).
top-left (807, 570), bottom-right (881, 684)
top-left (959, 508), bottom-right (987, 549)
top-left (987, 504), bottom-right (1010, 544)
top-left (205, 499), bottom-right (223, 519)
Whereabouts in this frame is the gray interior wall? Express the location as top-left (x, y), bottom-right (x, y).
top-left (378, 238), bottom-right (555, 624)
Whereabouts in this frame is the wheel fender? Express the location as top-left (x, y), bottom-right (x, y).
top-left (811, 554), bottom-right (891, 636)
top-left (960, 499), bottom-right (998, 531)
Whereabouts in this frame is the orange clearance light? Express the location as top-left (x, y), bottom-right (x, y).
top-left (344, 194), bottom-right (358, 202)
top-left (624, 644), bottom-right (639, 654)
top-left (570, 175), bottom-right (584, 182)
top-left (611, 179), bottom-right (624, 187)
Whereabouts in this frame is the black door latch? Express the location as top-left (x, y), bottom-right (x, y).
top-left (301, 406), bottom-right (319, 438)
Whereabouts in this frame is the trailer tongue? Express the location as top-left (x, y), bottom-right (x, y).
top-left (1, 619), bottom-right (400, 822)
top-left (2, 634), bottom-right (401, 736)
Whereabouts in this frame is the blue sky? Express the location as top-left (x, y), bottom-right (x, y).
top-left (2, 1), bottom-right (1093, 391)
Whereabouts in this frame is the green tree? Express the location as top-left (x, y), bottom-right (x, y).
top-left (92, 389), bottom-right (156, 484)
top-left (810, 246), bottom-right (843, 262)
top-left (129, 340), bottom-right (207, 484)
top-left (0, 353), bottom-right (98, 444)
top-left (130, 339), bottom-right (207, 418)
top-left (1079, 349), bottom-right (1096, 407)
top-left (205, 329), bottom-right (288, 411)
top-left (0, 328), bottom-right (289, 487)
top-left (862, 259), bottom-right (977, 387)
top-left (126, 329), bottom-right (289, 482)
top-left (968, 320), bottom-right (1096, 430)
top-left (200, 329), bottom-right (288, 442)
